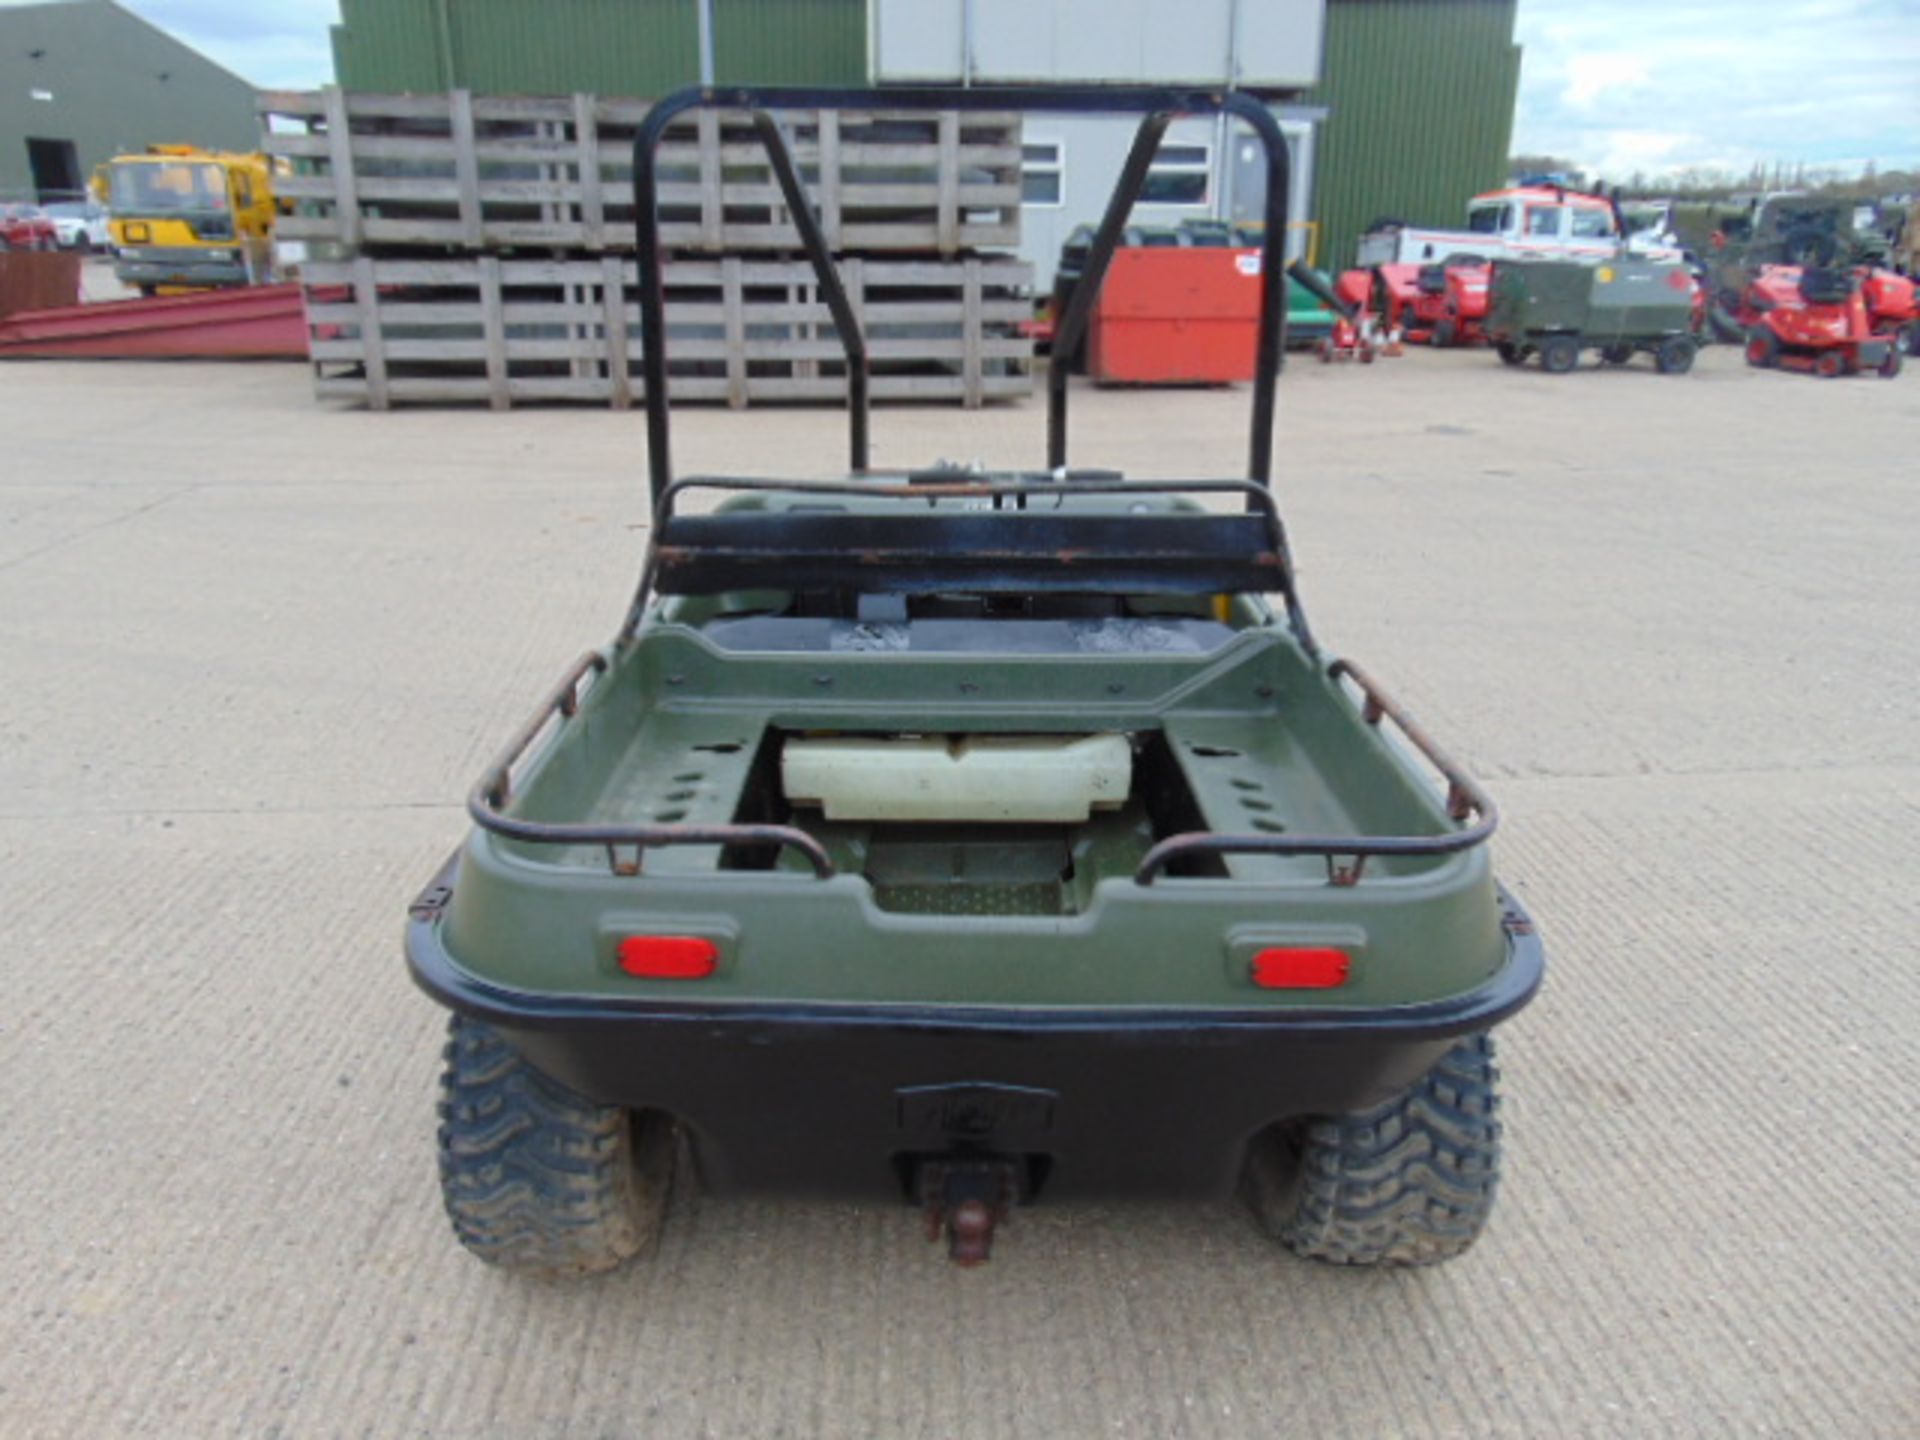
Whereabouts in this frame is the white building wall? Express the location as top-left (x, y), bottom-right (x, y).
top-left (873, 0), bottom-right (1323, 88)
top-left (872, 0), bottom-right (1327, 287)
top-left (1014, 115), bottom-right (1318, 287)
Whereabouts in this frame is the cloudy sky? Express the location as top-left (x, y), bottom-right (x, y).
top-left (124, 0), bottom-right (338, 92)
top-left (123, 0), bottom-right (1920, 177)
top-left (1513, 0), bottom-right (1920, 178)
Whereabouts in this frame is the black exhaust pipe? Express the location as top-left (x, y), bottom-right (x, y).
top-left (1286, 259), bottom-right (1356, 322)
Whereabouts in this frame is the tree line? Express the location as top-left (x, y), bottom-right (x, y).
top-left (1507, 155), bottom-right (1917, 201)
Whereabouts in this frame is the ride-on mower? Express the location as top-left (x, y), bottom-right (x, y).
top-left (1354, 263), bottom-right (1420, 340)
top-left (1742, 265), bottom-right (1905, 379)
top-left (408, 86), bottom-right (1544, 1276)
top-left (1860, 268), bottom-right (1918, 353)
top-left (1337, 257), bottom-right (1489, 349)
top-left (1412, 256), bottom-right (1491, 347)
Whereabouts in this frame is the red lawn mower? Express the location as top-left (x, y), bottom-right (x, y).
top-left (1352, 263), bottom-right (1421, 341)
top-left (1343, 258), bottom-right (1490, 348)
top-left (1741, 265), bottom-right (1906, 379)
top-left (1861, 268), bottom-right (1918, 350)
top-left (1411, 256), bottom-right (1491, 347)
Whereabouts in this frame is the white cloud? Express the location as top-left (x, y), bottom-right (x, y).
top-left (1587, 129), bottom-right (1688, 176)
top-left (104, 0), bottom-right (1920, 179)
top-left (1563, 53), bottom-right (1650, 109)
top-left (1515, 0), bottom-right (1920, 177)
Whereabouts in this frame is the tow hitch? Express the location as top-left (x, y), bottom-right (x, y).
top-left (917, 1159), bottom-right (1020, 1266)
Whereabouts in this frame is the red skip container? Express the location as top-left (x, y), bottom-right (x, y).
top-left (1088, 246), bottom-right (1262, 384)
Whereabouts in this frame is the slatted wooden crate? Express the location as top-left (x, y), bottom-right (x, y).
top-left (261, 89), bottom-right (1023, 255)
top-left (301, 254), bottom-right (1035, 409)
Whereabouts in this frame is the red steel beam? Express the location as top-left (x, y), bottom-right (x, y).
top-left (0, 283), bottom-right (310, 359)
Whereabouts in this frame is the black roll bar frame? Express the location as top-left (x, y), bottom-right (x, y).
top-left (632, 85), bottom-right (1295, 501)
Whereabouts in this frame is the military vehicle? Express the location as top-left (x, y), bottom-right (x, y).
top-left (1487, 256), bottom-right (1699, 374)
top-left (407, 87), bottom-right (1546, 1273)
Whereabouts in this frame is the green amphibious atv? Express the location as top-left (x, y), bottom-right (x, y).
top-left (407, 87), bottom-right (1545, 1272)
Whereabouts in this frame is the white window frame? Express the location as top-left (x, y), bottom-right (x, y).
top-left (1021, 138), bottom-right (1065, 209)
top-left (1523, 204), bottom-right (1566, 238)
top-left (1569, 206), bottom-right (1613, 239)
top-left (1142, 140), bottom-right (1212, 209)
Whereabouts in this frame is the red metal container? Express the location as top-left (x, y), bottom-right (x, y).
top-left (1088, 247), bottom-right (1263, 383)
top-left (0, 250), bottom-right (82, 320)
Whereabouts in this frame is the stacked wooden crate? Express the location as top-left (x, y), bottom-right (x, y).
top-left (260, 89), bottom-right (1035, 409)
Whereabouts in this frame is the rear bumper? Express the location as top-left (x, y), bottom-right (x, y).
top-left (405, 858), bottom-right (1544, 1201)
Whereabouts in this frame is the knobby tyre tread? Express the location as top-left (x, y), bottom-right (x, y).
top-left (1248, 1032), bottom-right (1502, 1266)
top-left (437, 1015), bottom-right (673, 1276)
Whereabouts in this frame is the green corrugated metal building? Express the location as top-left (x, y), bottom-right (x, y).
top-left (328, 0), bottom-right (1517, 273)
top-left (1306, 0), bottom-right (1520, 272)
top-left (330, 0), bottom-right (865, 94)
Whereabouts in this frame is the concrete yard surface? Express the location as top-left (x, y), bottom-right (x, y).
top-left (0, 347), bottom-right (1915, 1438)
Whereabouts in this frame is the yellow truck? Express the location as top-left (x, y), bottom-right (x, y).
top-left (94, 145), bottom-right (279, 295)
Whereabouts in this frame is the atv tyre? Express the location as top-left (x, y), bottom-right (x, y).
top-left (1246, 1033), bottom-right (1503, 1267)
top-left (438, 1015), bottom-right (674, 1276)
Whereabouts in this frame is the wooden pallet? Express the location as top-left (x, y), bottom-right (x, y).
top-left (261, 89), bottom-right (1023, 255)
top-left (300, 254), bottom-right (1035, 409)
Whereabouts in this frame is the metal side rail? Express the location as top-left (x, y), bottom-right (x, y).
top-left (472, 649), bottom-right (1489, 890)
top-left (465, 650), bottom-right (837, 880)
top-left (1135, 657), bottom-right (1498, 887)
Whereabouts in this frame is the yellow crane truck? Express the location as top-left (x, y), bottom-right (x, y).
top-left (93, 146), bottom-right (279, 295)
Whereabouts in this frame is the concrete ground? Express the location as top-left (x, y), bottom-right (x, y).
top-left (76, 254), bottom-right (134, 303)
top-left (1, 346), bottom-right (1915, 1438)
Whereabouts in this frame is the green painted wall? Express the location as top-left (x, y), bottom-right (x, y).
top-left (331, 0), bottom-right (862, 94)
top-left (0, 0), bottom-right (259, 199)
top-left (1307, 0), bottom-right (1521, 270)
top-left (711, 0), bottom-right (865, 86)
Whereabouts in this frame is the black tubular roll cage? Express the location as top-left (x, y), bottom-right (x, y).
top-left (632, 85), bottom-right (1297, 498)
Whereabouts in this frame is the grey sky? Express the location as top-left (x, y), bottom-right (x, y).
top-left (120, 0), bottom-right (1920, 175)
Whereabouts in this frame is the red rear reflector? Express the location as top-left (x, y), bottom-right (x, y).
top-left (1251, 947), bottom-right (1350, 989)
top-left (617, 935), bottom-right (718, 979)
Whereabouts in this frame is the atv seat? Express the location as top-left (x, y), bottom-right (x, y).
top-left (652, 508), bottom-right (1282, 598)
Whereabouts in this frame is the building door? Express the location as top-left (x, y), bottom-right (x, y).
top-left (26, 138), bottom-right (83, 201)
top-left (1227, 116), bottom-right (1318, 264)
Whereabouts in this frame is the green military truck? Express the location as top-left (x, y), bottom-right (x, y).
top-left (407, 87), bottom-right (1545, 1272)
